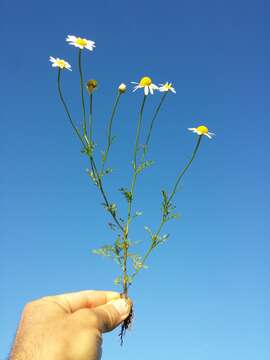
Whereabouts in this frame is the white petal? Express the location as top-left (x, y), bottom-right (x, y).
top-left (87, 40), bottom-right (95, 46)
top-left (131, 82), bottom-right (138, 84)
top-left (66, 35), bottom-right (77, 42)
top-left (144, 86), bottom-right (149, 95)
top-left (205, 133), bottom-right (211, 138)
top-left (85, 43), bottom-right (94, 50)
top-left (171, 88), bottom-right (176, 93)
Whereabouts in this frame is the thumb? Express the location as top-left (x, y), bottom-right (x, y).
top-left (76, 297), bottom-right (132, 333)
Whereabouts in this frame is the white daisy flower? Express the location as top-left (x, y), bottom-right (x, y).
top-left (131, 76), bottom-right (159, 95)
top-left (66, 35), bottom-right (96, 51)
top-left (188, 125), bottom-right (215, 139)
top-left (49, 56), bottom-right (72, 70)
top-left (159, 82), bottom-right (176, 93)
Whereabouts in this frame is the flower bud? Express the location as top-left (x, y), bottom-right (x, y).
top-left (118, 83), bottom-right (126, 93)
top-left (87, 79), bottom-right (98, 93)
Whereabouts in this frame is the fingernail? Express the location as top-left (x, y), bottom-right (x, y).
top-left (111, 298), bottom-right (130, 317)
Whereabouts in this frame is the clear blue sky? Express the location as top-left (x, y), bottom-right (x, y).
top-left (1, 0), bottom-right (270, 358)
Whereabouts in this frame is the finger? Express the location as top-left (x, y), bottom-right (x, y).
top-left (77, 298), bottom-right (132, 333)
top-left (43, 290), bottom-right (120, 313)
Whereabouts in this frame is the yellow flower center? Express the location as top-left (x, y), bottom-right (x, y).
top-left (197, 125), bottom-right (209, 134)
top-left (76, 37), bottom-right (88, 47)
top-left (56, 60), bottom-right (66, 68)
top-left (139, 76), bottom-right (152, 87)
top-left (163, 82), bottom-right (172, 90)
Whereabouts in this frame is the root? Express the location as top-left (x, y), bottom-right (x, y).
top-left (119, 294), bottom-right (133, 346)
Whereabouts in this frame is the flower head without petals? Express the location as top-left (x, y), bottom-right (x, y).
top-left (49, 56), bottom-right (72, 71)
top-left (66, 35), bottom-right (95, 51)
top-left (188, 125), bottom-right (215, 139)
top-left (86, 79), bottom-right (98, 93)
top-left (131, 76), bottom-right (159, 95)
top-left (159, 82), bottom-right (176, 93)
top-left (118, 83), bottom-right (126, 93)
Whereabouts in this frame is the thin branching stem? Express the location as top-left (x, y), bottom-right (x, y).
top-left (78, 49), bottom-right (87, 135)
top-left (57, 69), bottom-right (86, 148)
top-left (132, 135), bottom-right (203, 280)
top-left (143, 92), bottom-right (168, 158)
top-left (57, 68), bottom-right (123, 233)
top-left (88, 154), bottom-right (125, 233)
top-left (122, 95), bottom-right (147, 294)
top-left (127, 95), bottom-right (147, 223)
top-left (78, 51), bottom-right (125, 233)
top-left (86, 99), bottom-right (125, 232)
top-left (168, 135), bottom-right (202, 203)
top-left (89, 92), bottom-right (93, 144)
top-left (131, 219), bottom-right (165, 280)
top-left (101, 92), bottom-right (122, 174)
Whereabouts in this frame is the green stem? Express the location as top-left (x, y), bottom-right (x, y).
top-left (122, 95), bottom-right (147, 294)
top-left (122, 231), bottom-right (129, 296)
top-left (131, 219), bottom-right (165, 281)
top-left (132, 135), bottom-right (203, 281)
top-left (168, 135), bottom-right (202, 203)
top-left (89, 92), bottom-right (93, 144)
top-left (133, 95), bottom-right (147, 168)
top-left (88, 154), bottom-right (125, 233)
top-left (57, 69), bottom-right (86, 148)
top-left (78, 49), bottom-right (87, 135)
top-left (101, 92), bottom-right (122, 174)
top-left (143, 92), bottom-right (167, 157)
top-left (127, 95), bottom-right (147, 221)
top-left (57, 68), bottom-right (124, 243)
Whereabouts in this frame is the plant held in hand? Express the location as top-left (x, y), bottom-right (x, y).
top-left (49, 34), bottom-right (214, 344)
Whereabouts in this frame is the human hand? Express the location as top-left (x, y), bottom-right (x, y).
top-left (10, 290), bottom-right (131, 360)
